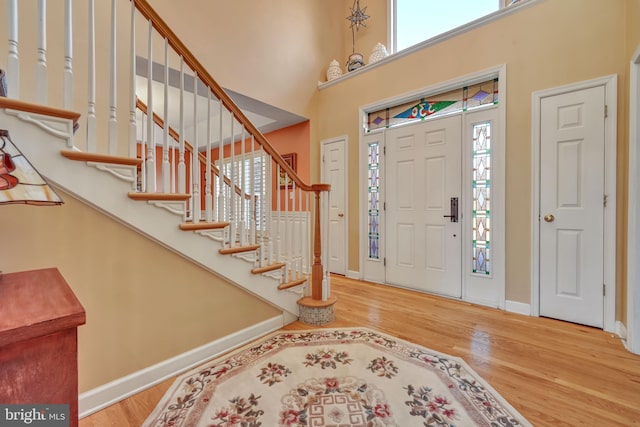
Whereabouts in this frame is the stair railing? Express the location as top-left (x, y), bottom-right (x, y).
top-left (1, 0), bottom-right (331, 301)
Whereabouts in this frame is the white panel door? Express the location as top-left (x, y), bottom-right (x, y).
top-left (386, 116), bottom-right (461, 296)
top-left (540, 86), bottom-right (605, 328)
top-left (323, 137), bottom-right (347, 275)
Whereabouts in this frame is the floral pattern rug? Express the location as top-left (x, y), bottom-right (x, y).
top-left (142, 328), bottom-right (532, 427)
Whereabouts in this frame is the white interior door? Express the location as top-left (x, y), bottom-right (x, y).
top-left (540, 85), bottom-right (605, 328)
top-left (385, 116), bottom-right (462, 297)
top-left (323, 137), bottom-right (347, 275)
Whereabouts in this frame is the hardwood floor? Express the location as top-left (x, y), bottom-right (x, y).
top-left (80, 275), bottom-right (640, 426)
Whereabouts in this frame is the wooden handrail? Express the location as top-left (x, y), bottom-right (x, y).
top-left (132, 0), bottom-right (315, 193)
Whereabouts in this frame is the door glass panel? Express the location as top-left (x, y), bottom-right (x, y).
top-left (472, 121), bottom-right (491, 275)
top-left (368, 141), bottom-right (380, 259)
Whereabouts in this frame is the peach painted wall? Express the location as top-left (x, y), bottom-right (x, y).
top-left (211, 121), bottom-right (311, 211)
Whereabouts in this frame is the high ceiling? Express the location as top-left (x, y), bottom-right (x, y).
top-left (135, 58), bottom-right (306, 148)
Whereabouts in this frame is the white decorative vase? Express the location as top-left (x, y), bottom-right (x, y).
top-left (326, 59), bottom-right (342, 81)
top-left (368, 43), bottom-right (389, 64)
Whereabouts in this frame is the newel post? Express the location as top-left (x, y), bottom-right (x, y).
top-left (311, 185), bottom-right (328, 300)
top-left (298, 183), bottom-right (337, 325)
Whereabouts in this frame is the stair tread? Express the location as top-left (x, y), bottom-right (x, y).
top-left (179, 221), bottom-right (229, 231)
top-left (219, 244), bottom-right (261, 255)
top-left (128, 192), bottom-right (191, 201)
top-left (1, 98), bottom-right (81, 128)
top-left (278, 276), bottom-right (307, 290)
top-left (251, 262), bottom-right (286, 275)
top-left (61, 150), bottom-right (142, 166)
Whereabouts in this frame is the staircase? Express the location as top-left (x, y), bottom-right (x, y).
top-left (0, 0), bottom-right (334, 321)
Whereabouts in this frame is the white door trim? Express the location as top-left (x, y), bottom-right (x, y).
top-left (627, 45), bottom-right (640, 354)
top-left (321, 135), bottom-right (349, 276)
top-left (531, 74), bottom-right (617, 332)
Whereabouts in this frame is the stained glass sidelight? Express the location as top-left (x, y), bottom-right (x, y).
top-left (368, 142), bottom-right (380, 259)
top-left (472, 121), bottom-right (491, 275)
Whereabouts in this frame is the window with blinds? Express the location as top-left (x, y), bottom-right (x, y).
top-left (216, 150), bottom-right (270, 230)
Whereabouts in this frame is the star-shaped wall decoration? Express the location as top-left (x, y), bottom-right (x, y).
top-left (347, 0), bottom-right (370, 32)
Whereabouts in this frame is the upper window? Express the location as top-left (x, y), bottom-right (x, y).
top-left (393, 0), bottom-right (515, 52)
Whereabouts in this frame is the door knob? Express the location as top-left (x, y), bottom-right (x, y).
top-left (338, 213), bottom-right (344, 217)
top-left (543, 214), bottom-right (555, 223)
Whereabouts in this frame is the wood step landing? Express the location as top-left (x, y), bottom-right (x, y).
top-left (179, 221), bottom-right (229, 231)
top-left (219, 244), bottom-right (261, 255)
top-left (61, 150), bottom-right (142, 166)
top-left (251, 263), bottom-right (286, 275)
top-left (278, 276), bottom-right (307, 291)
top-left (127, 192), bottom-right (190, 201)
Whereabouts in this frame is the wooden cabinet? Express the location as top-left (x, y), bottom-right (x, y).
top-left (0, 268), bottom-right (85, 427)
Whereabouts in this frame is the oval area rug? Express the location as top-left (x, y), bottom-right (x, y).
top-left (142, 328), bottom-right (531, 426)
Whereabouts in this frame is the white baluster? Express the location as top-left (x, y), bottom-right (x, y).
top-left (217, 100), bottom-right (225, 223)
top-left (63, 0), bottom-right (73, 109)
top-left (296, 189), bottom-right (304, 278)
top-left (108, 0), bottom-right (118, 154)
top-left (239, 125), bottom-right (246, 246)
top-left (7, 0), bottom-right (19, 98)
top-left (170, 136), bottom-right (176, 194)
top-left (192, 73), bottom-right (201, 223)
top-left (293, 184), bottom-right (299, 279)
top-left (178, 57), bottom-right (186, 194)
top-left (145, 20), bottom-right (155, 191)
top-left (162, 38), bottom-right (170, 193)
top-left (286, 172), bottom-right (291, 269)
top-left (128, 0), bottom-right (137, 159)
top-left (304, 191), bottom-right (310, 275)
top-left (250, 135), bottom-right (256, 246)
top-left (265, 151), bottom-right (273, 265)
top-left (86, 0), bottom-right (96, 152)
top-left (140, 110), bottom-right (147, 192)
top-left (205, 92), bottom-right (213, 222)
top-left (36, 0), bottom-right (47, 104)
top-left (229, 114), bottom-right (236, 246)
top-left (276, 161), bottom-right (282, 263)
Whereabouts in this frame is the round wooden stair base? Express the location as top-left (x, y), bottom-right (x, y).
top-left (297, 295), bottom-right (337, 325)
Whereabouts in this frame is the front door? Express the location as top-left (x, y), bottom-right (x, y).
top-left (539, 85), bottom-right (605, 328)
top-left (386, 115), bottom-right (462, 297)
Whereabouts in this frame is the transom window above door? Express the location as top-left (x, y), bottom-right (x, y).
top-left (365, 77), bottom-right (498, 132)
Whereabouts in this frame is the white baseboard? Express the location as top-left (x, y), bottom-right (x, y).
top-left (505, 300), bottom-right (531, 316)
top-left (615, 320), bottom-right (628, 339)
top-left (79, 315), bottom-right (285, 418)
top-left (346, 270), bottom-right (361, 280)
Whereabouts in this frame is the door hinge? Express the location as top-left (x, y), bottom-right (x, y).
top-left (383, 146), bottom-right (386, 155)
top-left (603, 283), bottom-right (606, 296)
top-left (383, 257), bottom-right (386, 266)
top-left (384, 202), bottom-right (386, 211)
top-left (604, 194), bottom-right (608, 207)
top-left (322, 155), bottom-right (325, 163)
top-left (605, 105), bottom-right (608, 118)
